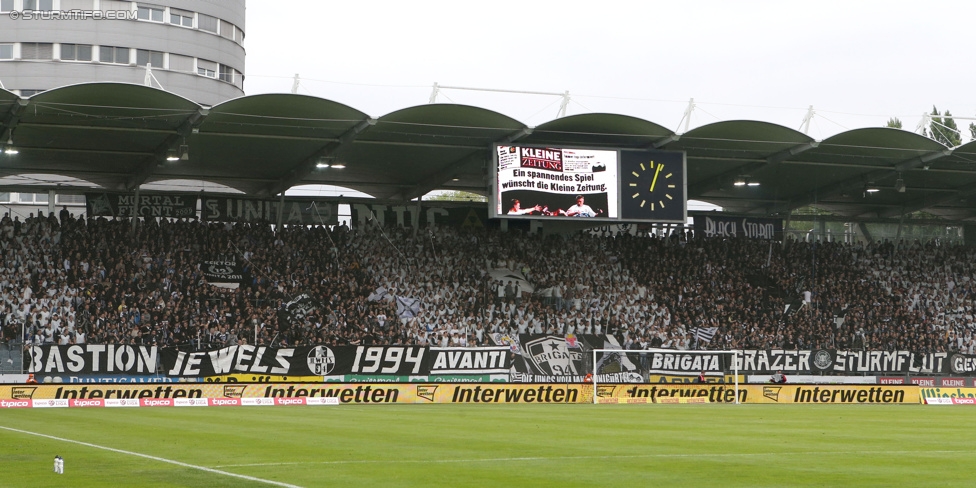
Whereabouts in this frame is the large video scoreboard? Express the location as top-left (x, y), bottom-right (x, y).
top-left (491, 145), bottom-right (686, 223)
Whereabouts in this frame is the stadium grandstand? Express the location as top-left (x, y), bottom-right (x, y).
top-left (0, 213), bottom-right (973, 354)
top-left (2, 82), bottom-right (976, 381)
top-left (5, 6), bottom-right (976, 486)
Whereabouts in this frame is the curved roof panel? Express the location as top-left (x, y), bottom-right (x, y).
top-left (674, 121), bottom-right (815, 208)
top-left (14, 82), bottom-right (199, 154)
top-left (717, 128), bottom-right (954, 216)
top-left (205, 93), bottom-right (369, 139)
top-left (0, 87), bottom-right (19, 147)
top-left (933, 139), bottom-right (976, 173)
top-left (0, 83), bottom-right (976, 220)
top-left (26, 82), bottom-right (201, 129)
top-left (2, 83), bottom-right (202, 190)
top-left (0, 87), bottom-right (17, 118)
top-left (365, 103), bottom-right (526, 145)
top-left (176, 94), bottom-right (374, 195)
top-left (525, 113), bottom-right (673, 148)
top-left (807, 127), bottom-right (947, 169)
top-left (332, 104), bottom-right (526, 199)
top-left (670, 120), bottom-right (814, 157)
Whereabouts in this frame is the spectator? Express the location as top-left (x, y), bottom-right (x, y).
top-left (0, 210), bottom-right (972, 356)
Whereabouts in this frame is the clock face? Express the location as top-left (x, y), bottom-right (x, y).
top-left (620, 150), bottom-right (685, 222)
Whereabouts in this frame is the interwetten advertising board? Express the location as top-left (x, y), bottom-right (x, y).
top-left (0, 383), bottom-right (921, 405)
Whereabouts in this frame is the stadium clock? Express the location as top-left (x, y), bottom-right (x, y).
top-left (619, 150), bottom-right (686, 222)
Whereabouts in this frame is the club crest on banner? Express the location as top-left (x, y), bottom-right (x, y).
top-left (811, 350), bottom-right (833, 372)
top-left (524, 336), bottom-right (582, 375)
top-left (306, 346), bottom-right (336, 375)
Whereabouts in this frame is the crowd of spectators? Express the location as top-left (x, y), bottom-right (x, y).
top-left (2, 209), bottom-right (976, 356)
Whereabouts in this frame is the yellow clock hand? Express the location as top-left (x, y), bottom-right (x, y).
top-left (649, 164), bottom-right (664, 192)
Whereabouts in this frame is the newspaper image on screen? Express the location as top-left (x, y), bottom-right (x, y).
top-left (495, 145), bottom-right (618, 220)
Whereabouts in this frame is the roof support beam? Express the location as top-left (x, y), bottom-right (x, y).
top-left (766, 141), bottom-right (821, 166)
top-left (499, 127), bottom-right (533, 144)
top-left (262, 117), bottom-right (376, 197)
top-left (0, 98), bottom-right (29, 145)
top-left (392, 127), bottom-right (533, 201)
top-left (353, 139), bottom-right (486, 150)
top-left (687, 141), bottom-right (819, 197)
top-left (393, 152), bottom-right (484, 201)
top-left (125, 108), bottom-right (209, 190)
top-left (15, 123), bottom-right (177, 134)
top-left (874, 180), bottom-right (976, 219)
top-left (0, 168), bottom-right (274, 185)
top-left (857, 222), bottom-right (874, 242)
top-left (5, 146), bottom-right (155, 157)
top-left (200, 132), bottom-right (340, 143)
top-left (760, 148), bottom-right (954, 215)
top-left (648, 134), bottom-right (679, 149)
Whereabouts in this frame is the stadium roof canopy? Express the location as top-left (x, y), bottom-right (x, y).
top-left (2, 82), bottom-right (976, 222)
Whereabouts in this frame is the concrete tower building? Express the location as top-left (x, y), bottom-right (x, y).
top-left (0, 0), bottom-right (245, 105)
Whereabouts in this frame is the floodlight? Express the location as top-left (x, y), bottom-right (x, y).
top-left (894, 178), bottom-right (906, 193)
top-left (3, 136), bottom-right (16, 155)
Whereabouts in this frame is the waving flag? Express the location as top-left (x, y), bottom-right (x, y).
top-left (690, 327), bottom-right (719, 343)
top-left (395, 296), bottom-right (421, 319)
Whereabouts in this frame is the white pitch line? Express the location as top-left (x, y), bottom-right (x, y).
top-left (0, 424), bottom-right (302, 488)
top-left (214, 450), bottom-right (973, 468)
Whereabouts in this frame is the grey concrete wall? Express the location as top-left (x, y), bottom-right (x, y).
top-left (0, 0), bottom-right (245, 104)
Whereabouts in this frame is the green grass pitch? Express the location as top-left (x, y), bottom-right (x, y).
top-left (0, 403), bottom-right (972, 487)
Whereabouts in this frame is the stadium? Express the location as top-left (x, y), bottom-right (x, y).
top-left (3, 1), bottom-right (976, 487)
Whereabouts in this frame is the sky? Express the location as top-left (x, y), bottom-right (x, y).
top-left (242, 0), bottom-right (976, 143)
